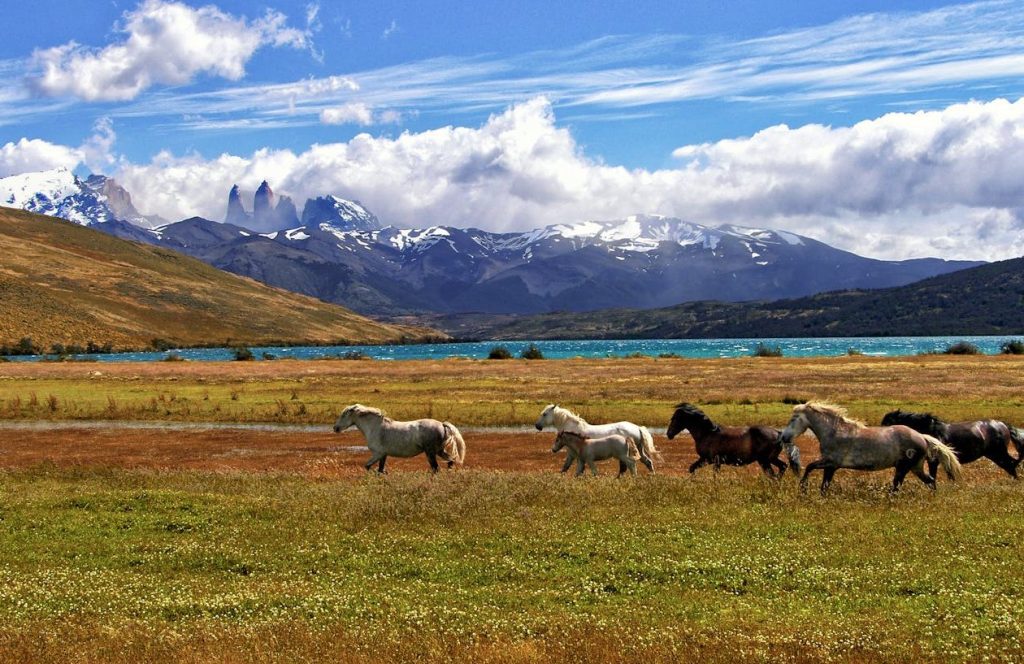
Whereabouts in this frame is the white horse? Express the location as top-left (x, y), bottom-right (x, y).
top-left (535, 404), bottom-right (660, 473)
top-left (552, 431), bottom-right (637, 477)
top-left (333, 404), bottom-right (466, 473)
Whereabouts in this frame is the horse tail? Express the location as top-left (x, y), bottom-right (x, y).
top-left (626, 438), bottom-right (641, 460)
top-left (1004, 425), bottom-right (1024, 465)
top-left (639, 426), bottom-right (662, 461)
top-left (442, 422), bottom-right (466, 466)
top-left (764, 426), bottom-right (800, 474)
top-left (923, 434), bottom-right (962, 481)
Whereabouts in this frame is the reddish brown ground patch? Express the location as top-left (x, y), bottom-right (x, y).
top-left (0, 427), bottom-right (835, 478)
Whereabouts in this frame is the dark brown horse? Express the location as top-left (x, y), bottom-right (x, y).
top-left (667, 403), bottom-right (798, 477)
top-left (881, 409), bottom-right (1023, 478)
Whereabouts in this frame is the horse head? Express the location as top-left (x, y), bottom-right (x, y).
top-left (333, 404), bottom-right (370, 433)
top-left (780, 404), bottom-right (812, 445)
top-left (552, 430), bottom-right (583, 453)
top-left (667, 402), bottom-right (717, 439)
top-left (536, 404), bottom-right (557, 431)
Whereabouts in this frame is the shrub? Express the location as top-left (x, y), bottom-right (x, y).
top-left (262, 352), bottom-right (277, 360)
top-left (943, 341), bottom-right (981, 355)
top-left (846, 348), bottom-right (864, 356)
top-left (520, 344), bottom-right (545, 360)
top-left (781, 395), bottom-right (805, 405)
top-left (161, 352), bottom-right (185, 362)
top-left (233, 346), bottom-right (254, 361)
top-left (752, 342), bottom-right (783, 357)
top-left (1000, 340), bottom-right (1024, 355)
top-left (657, 352), bottom-right (683, 359)
top-left (487, 345), bottom-right (513, 360)
top-left (341, 350), bottom-right (369, 360)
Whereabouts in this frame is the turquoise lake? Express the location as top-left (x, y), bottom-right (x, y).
top-left (6, 336), bottom-right (1022, 362)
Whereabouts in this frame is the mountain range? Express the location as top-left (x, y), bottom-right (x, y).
top-left (423, 254), bottom-right (1024, 340)
top-left (0, 169), bottom-right (984, 317)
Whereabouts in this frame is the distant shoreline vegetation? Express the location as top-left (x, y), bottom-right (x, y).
top-left (3, 336), bottom-right (1024, 362)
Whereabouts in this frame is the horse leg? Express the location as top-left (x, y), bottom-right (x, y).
top-left (377, 455), bottom-right (388, 474)
top-left (911, 464), bottom-right (937, 490)
top-left (800, 459), bottom-right (828, 492)
top-left (986, 448), bottom-right (1018, 479)
top-left (688, 457), bottom-right (708, 474)
top-left (560, 449), bottom-right (576, 474)
top-left (575, 458), bottom-right (586, 477)
top-left (588, 459), bottom-right (598, 477)
top-left (927, 457), bottom-right (939, 480)
top-left (365, 452), bottom-right (385, 472)
top-left (891, 458), bottom-right (915, 493)
top-left (639, 448), bottom-right (655, 474)
top-left (819, 467), bottom-right (836, 494)
top-left (425, 451), bottom-right (440, 474)
top-left (757, 460), bottom-right (776, 478)
top-left (627, 458), bottom-right (637, 477)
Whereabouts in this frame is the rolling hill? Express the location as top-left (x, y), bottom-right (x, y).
top-left (421, 256), bottom-right (1024, 340)
top-left (0, 208), bottom-right (442, 350)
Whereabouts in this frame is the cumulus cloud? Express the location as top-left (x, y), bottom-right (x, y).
top-left (99, 96), bottom-right (1024, 261)
top-left (0, 119), bottom-right (119, 177)
top-left (319, 103), bottom-right (374, 126)
top-left (28, 0), bottom-right (311, 102)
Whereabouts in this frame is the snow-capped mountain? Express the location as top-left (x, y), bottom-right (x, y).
top-left (136, 212), bottom-right (981, 315)
top-left (3, 170), bottom-right (981, 315)
top-left (301, 195), bottom-right (380, 231)
top-left (0, 168), bottom-right (162, 228)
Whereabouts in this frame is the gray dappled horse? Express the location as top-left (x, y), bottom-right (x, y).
top-left (781, 402), bottom-right (962, 494)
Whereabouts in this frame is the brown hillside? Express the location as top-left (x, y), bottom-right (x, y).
top-left (0, 208), bottom-right (442, 349)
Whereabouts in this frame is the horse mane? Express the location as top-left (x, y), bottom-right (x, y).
top-left (800, 401), bottom-right (865, 428)
top-left (550, 405), bottom-right (588, 431)
top-left (672, 402), bottom-right (721, 433)
top-left (346, 404), bottom-right (387, 419)
top-left (885, 409), bottom-right (946, 429)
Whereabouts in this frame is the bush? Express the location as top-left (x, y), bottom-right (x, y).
top-left (943, 341), bottom-right (981, 355)
top-left (341, 350), bottom-right (369, 360)
top-left (1000, 340), bottom-right (1024, 355)
top-left (161, 352), bottom-right (185, 362)
top-left (520, 344), bottom-right (545, 360)
top-left (487, 345), bottom-right (513, 360)
top-left (781, 395), bottom-right (805, 405)
top-left (262, 352), bottom-right (277, 360)
top-left (752, 342), bottom-right (783, 357)
top-left (846, 348), bottom-right (864, 356)
top-left (233, 346), bottom-right (254, 361)
top-left (657, 352), bottom-right (683, 359)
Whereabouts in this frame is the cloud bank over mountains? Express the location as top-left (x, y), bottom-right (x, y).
top-left (3, 96), bottom-right (1024, 261)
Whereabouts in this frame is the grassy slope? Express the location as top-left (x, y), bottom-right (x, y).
top-left (0, 208), bottom-right (441, 349)
top-left (425, 256), bottom-right (1024, 339)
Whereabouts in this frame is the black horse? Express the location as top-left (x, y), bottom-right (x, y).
top-left (667, 403), bottom-right (797, 477)
top-left (881, 409), bottom-right (1024, 478)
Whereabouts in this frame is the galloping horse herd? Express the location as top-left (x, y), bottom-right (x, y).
top-left (333, 401), bottom-right (1024, 493)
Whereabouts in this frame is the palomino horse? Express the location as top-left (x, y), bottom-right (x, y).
top-left (535, 404), bottom-right (660, 473)
top-left (333, 404), bottom-right (466, 473)
top-left (780, 402), bottom-right (962, 493)
top-left (666, 402), bottom-right (798, 477)
top-left (551, 431), bottom-right (637, 477)
top-left (882, 409), bottom-right (1023, 479)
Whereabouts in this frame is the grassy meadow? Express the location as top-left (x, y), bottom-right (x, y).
top-left (0, 355), bottom-right (1023, 662)
top-left (1, 354), bottom-right (1023, 427)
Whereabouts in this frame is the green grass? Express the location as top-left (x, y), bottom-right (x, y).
top-left (0, 466), bottom-right (1021, 662)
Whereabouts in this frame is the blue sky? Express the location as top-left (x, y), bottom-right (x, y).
top-left (2, 0), bottom-right (1024, 259)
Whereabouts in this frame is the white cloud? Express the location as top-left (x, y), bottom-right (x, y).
top-left (381, 20), bottom-right (399, 40)
top-left (107, 96), bottom-right (1024, 261)
top-left (0, 119), bottom-right (119, 176)
top-left (319, 103), bottom-right (374, 126)
top-left (27, 0), bottom-right (311, 102)
top-left (0, 138), bottom-right (82, 177)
